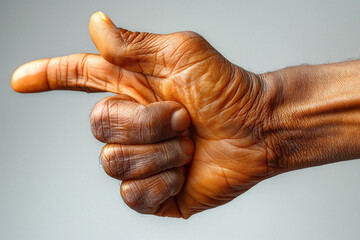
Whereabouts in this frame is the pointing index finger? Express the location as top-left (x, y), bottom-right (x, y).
top-left (11, 53), bottom-right (123, 93)
top-left (11, 53), bottom-right (160, 104)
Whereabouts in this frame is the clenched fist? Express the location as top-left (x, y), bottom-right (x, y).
top-left (11, 12), bottom-right (277, 218)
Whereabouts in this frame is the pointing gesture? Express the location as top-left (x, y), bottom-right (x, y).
top-left (12, 12), bottom-right (274, 218)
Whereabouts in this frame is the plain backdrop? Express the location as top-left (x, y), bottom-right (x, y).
top-left (1, 0), bottom-right (360, 239)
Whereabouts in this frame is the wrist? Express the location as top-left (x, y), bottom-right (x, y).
top-left (259, 62), bottom-right (360, 174)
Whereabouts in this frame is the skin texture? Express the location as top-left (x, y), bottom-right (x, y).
top-left (13, 12), bottom-right (360, 219)
top-left (261, 62), bottom-right (360, 172)
top-left (11, 12), bottom-right (275, 218)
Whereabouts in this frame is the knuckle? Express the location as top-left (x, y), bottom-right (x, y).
top-left (101, 145), bottom-right (127, 179)
top-left (121, 181), bottom-right (159, 213)
top-left (56, 54), bottom-right (90, 89)
top-left (175, 31), bottom-right (212, 52)
top-left (100, 146), bottom-right (112, 173)
top-left (179, 31), bottom-right (201, 39)
top-left (91, 97), bottom-right (137, 143)
top-left (177, 31), bottom-right (204, 45)
top-left (121, 181), bottom-right (143, 209)
top-left (90, 98), bottom-right (111, 142)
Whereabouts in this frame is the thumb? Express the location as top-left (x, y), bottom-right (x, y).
top-left (89, 12), bottom-right (168, 76)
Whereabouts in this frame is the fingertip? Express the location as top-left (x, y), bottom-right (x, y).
top-left (11, 65), bottom-right (24, 93)
top-left (11, 60), bottom-right (50, 93)
top-left (90, 11), bottom-right (115, 27)
top-left (97, 12), bottom-right (114, 25)
top-left (171, 108), bottom-right (191, 133)
top-left (179, 137), bottom-right (194, 156)
top-left (89, 11), bottom-right (116, 42)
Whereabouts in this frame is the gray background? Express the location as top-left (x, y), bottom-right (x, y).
top-left (1, 0), bottom-right (360, 239)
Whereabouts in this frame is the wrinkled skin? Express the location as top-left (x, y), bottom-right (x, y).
top-left (11, 12), bottom-right (275, 218)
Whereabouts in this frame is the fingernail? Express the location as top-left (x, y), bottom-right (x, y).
top-left (179, 136), bottom-right (194, 156)
top-left (96, 11), bottom-right (115, 27)
top-left (171, 108), bottom-right (190, 133)
top-left (97, 11), bottom-right (108, 21)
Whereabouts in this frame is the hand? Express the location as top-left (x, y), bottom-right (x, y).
top-left (11, 12), bottom-right (275, 218)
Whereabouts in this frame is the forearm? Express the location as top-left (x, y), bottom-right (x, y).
top-left (261, 60), bottom-right (360, 173)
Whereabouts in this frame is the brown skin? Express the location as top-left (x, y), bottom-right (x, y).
top-left (262, 61), bottom-right (360, 172)
top-left (11, 12), bottom-right (360, 218)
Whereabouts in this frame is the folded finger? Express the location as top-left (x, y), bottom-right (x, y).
top-left (90, 96), bottom-right (191, 144)
top-left (101, 136), bottom-right (194, 180)
top-left (120, 167), bottom-right (185, 214)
